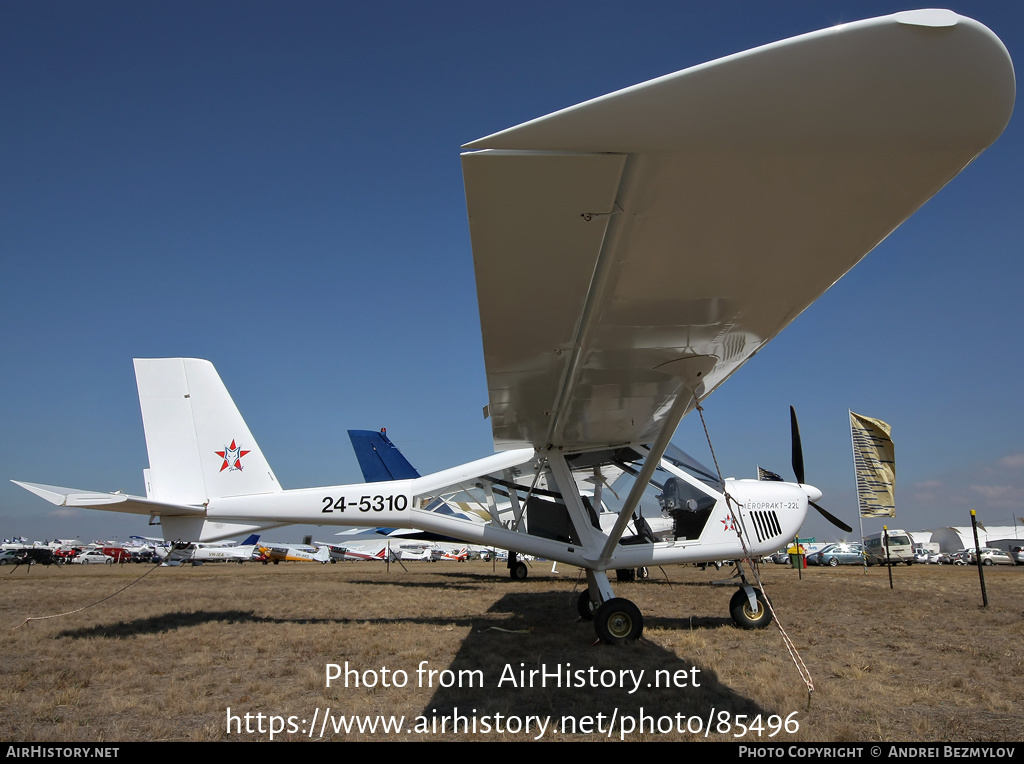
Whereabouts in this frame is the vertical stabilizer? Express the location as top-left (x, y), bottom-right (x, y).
top-left (348, 428), bottom-right (421, 482)
top-left (135, 359), bottom-right (281, 504)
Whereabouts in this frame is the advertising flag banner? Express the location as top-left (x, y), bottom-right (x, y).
top-left (850, 412), bottom-right (895, 518)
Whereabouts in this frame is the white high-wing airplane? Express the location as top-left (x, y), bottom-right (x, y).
top-left (12, 11), bottom-right (1014, 643)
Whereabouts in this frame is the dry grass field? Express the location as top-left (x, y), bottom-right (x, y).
top-left (0, 559), bottom-right (1021, 742)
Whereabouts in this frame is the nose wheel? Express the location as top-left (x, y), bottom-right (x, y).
top-left (729, 587), bottom-right (772, 629)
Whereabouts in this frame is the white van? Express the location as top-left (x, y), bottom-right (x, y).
top-left (864, 529), bottom-right (914, 565)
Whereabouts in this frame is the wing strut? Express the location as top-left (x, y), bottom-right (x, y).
top-left (596, 354), bottom-right (716, 564)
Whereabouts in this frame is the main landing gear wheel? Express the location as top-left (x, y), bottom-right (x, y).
top-left (577, 591), bottom-right (599, 621)
top-left (594, 598), bottom-right (643, 644)
top-left (729, 588), bottom-right (772, 630)
top-left (615, 568), bottom-right (636, 582)
top-left (510, 561), bottom-right (528, 580)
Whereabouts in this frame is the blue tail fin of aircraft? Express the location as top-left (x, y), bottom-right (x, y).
top-left (347, 428), bottom-right (480, 542)
top-left (347, 428), bottom-right (421, 482)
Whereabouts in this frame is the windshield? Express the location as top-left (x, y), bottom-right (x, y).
top-left (658, 443), bottom-right (723, 491)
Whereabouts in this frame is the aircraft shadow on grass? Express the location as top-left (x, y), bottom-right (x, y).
top-left (51, 588), bottom-right (774, 732)
top-left (418, 590), bottom-right (770, 736)
top-left (54, 610), bottom-right (491, 640)
top-left (52, 588), bottom-right (740, 641)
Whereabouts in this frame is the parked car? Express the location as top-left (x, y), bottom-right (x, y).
top-left (53, 548), bottom-right (82, 563)
top-left (1009, 546), bottom-right (1024, 565)
top-left (811, 543), bottom-right (865, 567)
top-left (969, 547), bottom-right (1014, 566)
top-left (21, 548), bottom-right (60, 566)
top-left (100, 547), bottom-right (131, 563)
top-left (864, 530), bottom-right (914, 565)
top-left (72, 549), bottom-right (114, 564)
top-left (0, 549), bottom-right (26, 565)
top-left (950, 549), bottom-right (973, 566)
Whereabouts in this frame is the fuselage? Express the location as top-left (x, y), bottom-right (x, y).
top-left (202, 451), bottom-right (809, 570)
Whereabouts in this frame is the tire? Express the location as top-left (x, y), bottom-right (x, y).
top-left (828, 557), bottom-right (838, 567)
top-left (637, 567), bottom-right (649, 579)
top-left (984, 559), bottom-right (993, 566)
top-left (594, 598), bottom-right (643, 644)
top-left (577, 590), bottom-right (598, 621)
top-left (0, 560), bottom-right (7, 566)
top-left (730, 588), bottom-right (772, 630)
top-left (510, 561), bottom-right (528, 580)
top-left (615, 568), bottom-right (636, 583)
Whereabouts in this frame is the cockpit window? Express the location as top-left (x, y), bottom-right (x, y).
top-left (658, 443), bottom-right (723, 491)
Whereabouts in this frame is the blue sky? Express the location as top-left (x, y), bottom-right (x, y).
top-left (2, 1), bottom-right (1022, 545)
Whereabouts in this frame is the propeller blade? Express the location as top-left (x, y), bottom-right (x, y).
top-left (788, 406), bottom-right (850, 531)
top-left (790, 405), bottom-right (805, 486)
top-left (811, 500), bottom-right (853, 533)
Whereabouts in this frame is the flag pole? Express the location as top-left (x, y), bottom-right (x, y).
top-left (850, 410), bottom-right (867, 572)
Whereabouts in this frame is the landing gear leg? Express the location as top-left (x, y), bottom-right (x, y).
top-left (508, 552), bottom-right (528, 580)
top-left (729, 558), bottom-right (772, 629)
top-left (582, 570), bottom-right (644, 643)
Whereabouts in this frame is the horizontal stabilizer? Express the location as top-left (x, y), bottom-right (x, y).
top-left (11, 481), bottom-right (205, 516)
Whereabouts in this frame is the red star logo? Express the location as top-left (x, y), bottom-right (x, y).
top-left (215, 440), bottom-right (251, 472)
top-left (721, 514), bottom-right (735, 532)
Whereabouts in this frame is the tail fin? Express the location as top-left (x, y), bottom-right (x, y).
top-left (135, 358), bottom-right (281, 505)
top-left (347, 428), bottom-right (421, 482)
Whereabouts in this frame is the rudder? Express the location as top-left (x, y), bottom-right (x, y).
top-left (135, 358), bottom-right (281, 505)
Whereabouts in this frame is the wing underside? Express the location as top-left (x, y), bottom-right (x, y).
top-left (463, 10), bottom-right (1014, 452)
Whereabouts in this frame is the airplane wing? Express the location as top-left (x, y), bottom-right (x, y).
top-left (462, 10), bottom-right (1014, 452)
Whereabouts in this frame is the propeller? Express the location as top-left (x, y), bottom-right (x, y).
top-left (790, 406), bottom-right (853, 533)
